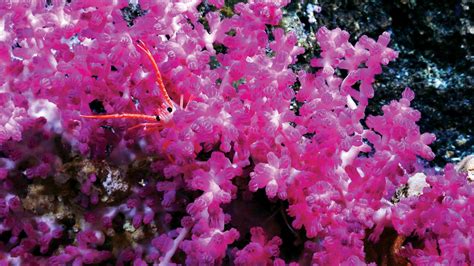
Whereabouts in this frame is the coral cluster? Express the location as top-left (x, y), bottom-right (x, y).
top-left (0, 0), bottom-right (472, 265)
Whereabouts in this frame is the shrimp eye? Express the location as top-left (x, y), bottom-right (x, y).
top-left (155, 115), bottom-right (160, 121)
top-left (167, 107), bottom-right (173, 113)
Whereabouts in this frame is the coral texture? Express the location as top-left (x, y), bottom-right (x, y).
top-left (0, 0), bottom-right (471, 265)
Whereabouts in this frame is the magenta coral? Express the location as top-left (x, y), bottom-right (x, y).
top-left (0, 0), bottom-right (471, 265)
top-left (234, 227), bottom-right (283, 265)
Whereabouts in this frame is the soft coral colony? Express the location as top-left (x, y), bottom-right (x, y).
top-left (0, 0), bottom-right (472, 265)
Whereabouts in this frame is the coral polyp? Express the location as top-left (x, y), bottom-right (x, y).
top-left (0, 0), bottom-right (471, 265)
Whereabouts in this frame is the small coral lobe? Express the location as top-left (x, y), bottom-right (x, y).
top-left (0, 0), bottom-right (470, 265)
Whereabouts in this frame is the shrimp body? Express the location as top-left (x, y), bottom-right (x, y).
top-left (81, 40), bottom-right (189, 132)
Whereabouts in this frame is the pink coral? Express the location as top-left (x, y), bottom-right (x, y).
top-left (234, 227), bottom-right (283, 266)
top-left (0, 93), bottom-right (29, 144)
top-left (0, 0), bottom-right (470, 265)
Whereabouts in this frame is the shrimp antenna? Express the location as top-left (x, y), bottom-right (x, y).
top-left (136, 40), bottom-right (173, 108)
